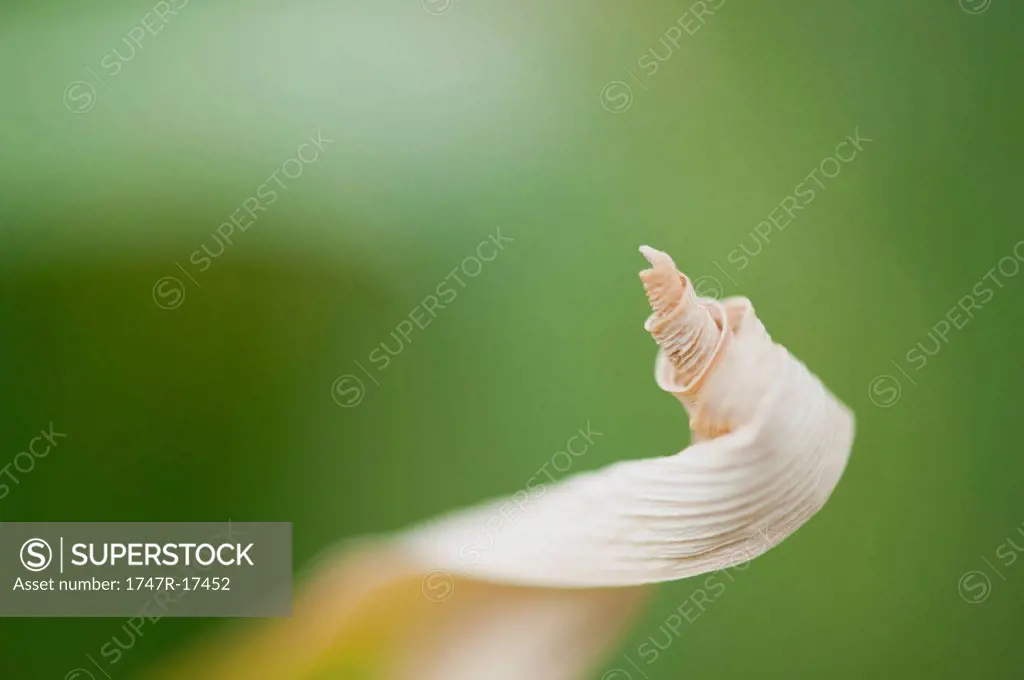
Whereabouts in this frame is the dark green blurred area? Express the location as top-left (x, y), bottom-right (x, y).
top-left (2, 0), bottom-right (1023, 678)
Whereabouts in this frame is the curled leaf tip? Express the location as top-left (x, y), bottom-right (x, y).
top-left (639, 246), bottom-right (722, 392)
top-left (638, 244), bottom-right (674, 268)
top-left (638, 246), bottom-right (684, 316)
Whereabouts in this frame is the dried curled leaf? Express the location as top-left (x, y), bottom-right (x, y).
top-left (144, 247), bottom-right (854, 680)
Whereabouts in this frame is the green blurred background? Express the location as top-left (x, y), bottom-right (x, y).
top-left (2, 0), bottom-right (1022, 677)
